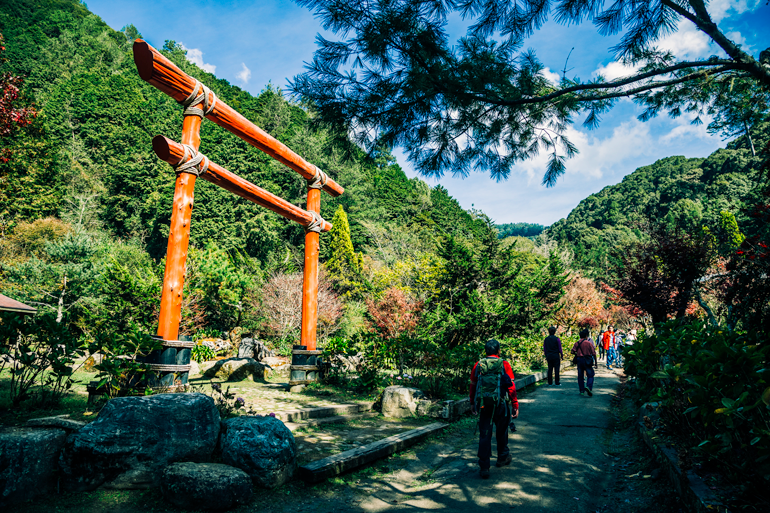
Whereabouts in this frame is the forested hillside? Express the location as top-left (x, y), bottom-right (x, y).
top-left (546, 125), bottom-right (768, 277)
top-left (0, 0), bottom-right (568, 372)
top-left (495, 222), bottom-right (544, 239)
top-left (0, 0), bottom-right (485, 259)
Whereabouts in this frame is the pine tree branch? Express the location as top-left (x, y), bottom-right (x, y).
top-left (577, 66), bottom-right (734, 102)
top-left (473, 61), bottom-right (737, 107)
top-left (662, 0), bottom-right (770, 85)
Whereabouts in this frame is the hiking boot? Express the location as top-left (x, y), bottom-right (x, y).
top-left (586, 388), bottom-right (593, 397)
top-left (480, 468), bottom-right (491, 479)
top-left (496, 454), bottom-right (512, 467)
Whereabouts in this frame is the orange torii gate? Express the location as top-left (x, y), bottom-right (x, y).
top-left (133, 40), bottom-right (342, 387)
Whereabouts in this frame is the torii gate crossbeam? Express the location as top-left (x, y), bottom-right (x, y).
top-left (133, 40), bottom-right (342, 386)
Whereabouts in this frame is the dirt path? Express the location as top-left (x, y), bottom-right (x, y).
top-left (279, 365), bottom-right (681, 513)
top-left (327, 366), bottom-right (622, 513)
top-left (10, 366), bottom-right (684, 513)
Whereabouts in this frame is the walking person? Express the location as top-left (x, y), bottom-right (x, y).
top-left (614, 331), bottom-right (624, 368)
top-left (470, 339), bottom-right (519, 479)
top-left (603, 327), bottom-right (615, 369)
top-left (571, 329), bottom-right (597, 396)
top-left (543, 326), bottom-right (563, 386)
top-left (597, 328), bottom-right (606, 361)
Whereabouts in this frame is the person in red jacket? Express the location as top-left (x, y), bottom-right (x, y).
top-left (469, 339), bottom-right (519, 479)
top-left (602, 327), bottom-right (614, 367)
top-left (604, 327), bottom-right (616, 369)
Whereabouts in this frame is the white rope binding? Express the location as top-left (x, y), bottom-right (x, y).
top-left (307, 167), bottom-right (328, 190)
top-left (180, 80), bottom-right (217, 118)
top-left (304, 211), bottom-right (325, 233)
top-left (173, 144), bottom-right (210, 177)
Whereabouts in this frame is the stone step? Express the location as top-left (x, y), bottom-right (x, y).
top-left (284, 412), bottom-right (378, 432)
top-left (273, 402), bottom-right (373, 423)
top-left (297, 422), bottom-right (448, 483)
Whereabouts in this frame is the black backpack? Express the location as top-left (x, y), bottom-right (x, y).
top-left (474, 357), bottom-right (512, 414)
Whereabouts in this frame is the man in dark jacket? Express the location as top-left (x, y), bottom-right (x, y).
top-left (469, 339), bottom-right (519, 479)
top-left (543, 326), bottom-right (563, 386)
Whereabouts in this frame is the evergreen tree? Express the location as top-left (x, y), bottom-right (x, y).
top-left (324, 205), bottom-right (364, 295)
top-left (291, 0), bottom-right (770, 185)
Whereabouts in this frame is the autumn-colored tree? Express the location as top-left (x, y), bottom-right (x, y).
top-left (256, 270), bottom-right (342, 352)
top-left (553, 275), bottom-right (604, 333)
top-left (366, 287), bottom-right (422, 375)
top-left (615, 225), bottom-right (716, 325)
top-left (0, 32), bottom-right (35, 162)
top-left (577, 317), bottom-right (599, 330)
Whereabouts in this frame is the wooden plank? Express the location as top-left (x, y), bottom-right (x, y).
top-left (291, 350), bottom-right (323, 355)
top-left (152, 136), bottom-right (331, 232)
top-left (134, 40), bottom-right (343, 197)
top-left (290, 365), bottom-right (320, 371)
top-left (298, 423), bottom-right (447, 483)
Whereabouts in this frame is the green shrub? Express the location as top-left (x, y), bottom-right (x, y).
top-left (0, 311), bottom-right (83, 407)
top-left (191, 342), bottom-right (216, 363)
top-left (626, 320), bottom-right (770, 491)
top-left (90, 323), bottom-right (162, 398)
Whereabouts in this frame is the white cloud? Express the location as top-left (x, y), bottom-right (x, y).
top-left (655, 1), bottom-right (761, 59)
top-left (236, 63), bottom-right (252, 84)
top-left (180, 43), bottom-right (217, 74)
top-left (394, 110), bottom-right (725, 225)
top-left (709, 0), bottom-right (762, 22)
top-left (660, 113), bottom-right (712, 144)
top-left (592, 1), bottom-right (760, 83)
top-left (658, 24), bottom-right (711, 58)
top-left (593, 61), bottom-right (641, 81)
top-left (515, 120), bottom-right (657, 183)
top-left (542, 67), bottom-right (561, 86)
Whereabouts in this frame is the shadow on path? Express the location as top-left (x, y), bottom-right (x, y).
top-left (313, 366), bottom-right (623, 513)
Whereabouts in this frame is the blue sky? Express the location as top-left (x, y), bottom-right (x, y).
top-left (84, 0), bottom-right (770, 226)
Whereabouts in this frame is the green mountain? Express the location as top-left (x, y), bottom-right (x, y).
top-left (0, 0), bottom-right (483, 261)
top-left (3, 0), bottom-right (547, 348)
top-left (546, 126), bottom-right (767, 278)
top-left (495, 222), bottom-right (545, 239)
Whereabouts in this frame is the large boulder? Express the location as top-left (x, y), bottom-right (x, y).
top-left (26, 414), bottom-right (86, 431)
top-left (59, 393), bottom-right (220, 491)
top-left (381, 386), bottom-right (426, 418)
top-left (219, 416), bottom-right (296, 488)
top-left (237, 338), bottom-right (274, 361)
top-left (161, 462), bottom-right (252, 511)
top-left (0, 427), bottom-right (67, 509)
top-left (261, 356), bottom-right (291, 379)
top-left (204, 358), bottom-right (267, 382)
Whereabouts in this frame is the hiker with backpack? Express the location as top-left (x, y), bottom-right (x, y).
top-left (571, 328), bottom-right (598, 396)
top-left (469, 339), bottom-right (519, 479)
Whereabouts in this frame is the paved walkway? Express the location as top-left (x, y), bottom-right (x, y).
top-left (341, 365), bottom-right (622, 512)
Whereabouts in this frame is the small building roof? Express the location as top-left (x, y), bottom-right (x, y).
top-left (0, 294), bottom-right (37, 315)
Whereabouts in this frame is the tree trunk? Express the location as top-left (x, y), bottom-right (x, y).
top-left (745, 121), bottom-right (756, 157)
top-left (57, 274), bottom-right (67, 323)
top-left (693, 286), bottom-right (718, 327)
